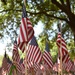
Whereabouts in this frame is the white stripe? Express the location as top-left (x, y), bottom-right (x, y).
top-left (21, 18), bottom-right (28, 41)
top-left (43, 52), bottom-right (53, 66)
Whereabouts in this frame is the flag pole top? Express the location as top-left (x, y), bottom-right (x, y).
top-left (23, 0), bottom-right (26, 7)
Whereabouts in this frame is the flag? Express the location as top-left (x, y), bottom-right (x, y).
top-left (2, 51), bottom-right (12, 74)
top-left (2, 51), bottom-right (8, 71)
top-left (71, 64), bottom-right (75, 72)
top-left (12, 40), bottom-right (22, 73)
top-left (27, 36), bottom-right (42, 68)
top-left (66, 60), bottom-right (73, 72)
top-left (19, 58), bottom-right (25, 74)
top-left (7, 57), bottom-right (12, 73)
top-left (53, 63), bottom-right (58, 72)
top-left (56, 23), bottom-right (70, 64)
top-left (43, 41), bottom-right (53, 68)
top-left (34, 63), bottom-right (40, 72)
top-left (13, 61), bottom-right (22, 73)
top-left (18, 5), bottom-right (34, 52)
top-left (12, 39), bottom-right (20, 63)
top-left (2, 69), bottom-right (7, 75)
top-left (56, 32), bottom-right (73, 72)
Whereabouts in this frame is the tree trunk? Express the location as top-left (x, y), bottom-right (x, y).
top-left (68, 13), bottom-right (75, 34)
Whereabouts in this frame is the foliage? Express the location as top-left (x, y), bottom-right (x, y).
top-left (0, 0), bottom-right (75, 60)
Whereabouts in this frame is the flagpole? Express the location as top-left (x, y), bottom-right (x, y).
top-left (23, 0), bottom-right (28, 75)
top-left (57, 24), bottom-right (60, 75)
top-left (13, 68), bottom-right (17, 75)
top-left (24, 45), bottom-right (28, 75)
top-left (12, 40), bottom-right (18, 75)
top-left (58, 57), bottom-right (60, 75)
top-left (23, 0), bottom-right (26, 6)
top-left (57, 22), bottom-right (63, 75)
top-left (60, 41), bottom-right (62, 75)
top-left (59, 22), bottom-right (63, 75)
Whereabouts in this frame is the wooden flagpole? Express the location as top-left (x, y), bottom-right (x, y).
top-left (24, 0), bottom-right (26, 7)
top-left (60, 42), bottom-right (62, 75)
top-left (57, 22), bottom-right (63, 75)
top-left (24, 45), bottom-right (28, 75)
top-left (12, 41), bottom-right (17, 75)
top-left (23, 0), bottom-right (28, 75)
top-left (59, 22), bottom-right (63, 75)
top-left (58, 57), bottom-right (60, 75)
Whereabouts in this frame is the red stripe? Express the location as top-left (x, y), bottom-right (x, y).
top-left (43, 51), bottom-right (53, 68)
top-left (56, 32), bottom-right (69, 63)
top-left (18, 17), bottom-right (34, 52)
top-left (27, 45), bottom-right (42, 67)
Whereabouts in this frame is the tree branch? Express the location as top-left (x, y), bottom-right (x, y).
top-left (60, 0), bottom-right (64, 5)
top-left (51, 0), bottom-right (69, 15)
top-left (0, 9), bottom-right (21, 13)
top-left (27, 11), bottom-right (68, 22)
top-left (51, 0), bottom-right (73, 19)
top-left (66, 0), bottom-right (71, 12)
top-left (45, 13), bottom-right (68, 22)
top-left (0, 8), bottom-right (69, 23)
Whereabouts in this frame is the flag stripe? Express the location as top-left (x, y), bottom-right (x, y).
top-left (18, 5), bottom-right (34, 52)
top-left (27, 36), bottom-right (42, 69)
top-left (43, 41), bottom-right (53, 68)
top-left (43, 51), bottom-right (53, 68)
top-left (56, 32), bottom-right (69, 63)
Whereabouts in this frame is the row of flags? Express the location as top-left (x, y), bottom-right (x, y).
top-left (0, 35), bottom-right (75, 75)
top-left (0, 3), bottom-right (75, 75)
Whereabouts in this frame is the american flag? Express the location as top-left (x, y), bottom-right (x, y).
top-left (53, 63), bottom-right (58, 72)
top-left (56, 32), bottom-right (70, 64)
top-left (12, 39), bottom-right (20, 63)
top-left (43, 41), bottom-right (53, 69)
top-left (2, 51), bottom-right (12, 74)
top-left (12, 40), bottom-right (22, 73)
top-left (7, 57), bottom-right (12, 73)
top-left (71, 64), bottom-right (75, 72)
top-left (2, 69), bottom-right (7, 75)
top-left (33, 63), bottom-right (41, 72)
top-left (13, 61), bottom-right (22, 73)
top-left (19, 58), bottom-right (25, 74)
top-left (62, 55), bottom-right (72, 71)
top-left (2, 51), bottom-right (8, 71)
top-left (62, 62), bottom-right (66, 70)
top-left (27, 36), bottom-right (42, 68)
top-left (66, 59), bottom-right (73, 72)
top-left (18, 5), bottom-right (34, 52)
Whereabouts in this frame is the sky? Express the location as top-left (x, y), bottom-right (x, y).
top-left (0, 43), bottom-right (6, 55)
top-left (34, 21), bottom-right (44, 37)
top-left (0, 21), bottom-right (57, 56)
top-left (0, 21), bottom-right (44, 56)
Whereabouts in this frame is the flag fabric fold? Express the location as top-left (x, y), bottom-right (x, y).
top-left (2, 51), bottom-right (9, 72)
top-left (7, 57), bottom-right (12, 73)
top-left (56, 24), bottom-right (72, 72)
top-left (56, 32), bottom-right (70, 64)
top-left (27, 36), bottom-right (42, 69)
top-left (12, 40), bottom-right (20, 63)
top-left (12, 40), bottom-right (22, 73)
top-left (43, 41), bottom-right (53, 69)
top-left (66, 60), bottom-right (73, 72)
top-left (18, 5), bottom-right (34, 52)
